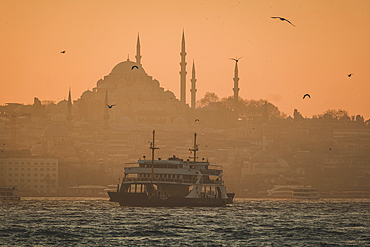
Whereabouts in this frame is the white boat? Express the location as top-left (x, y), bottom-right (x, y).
top-left (104, 184), bottom-right (119, 193)
top-left (267, 180), bottom-right (301, 198)
top-left (293, 187), bottom-right (320, 199)
top-left (0, 186), bottom-right (21, 201)
top-left (267, 180), bottom-right (319, 199)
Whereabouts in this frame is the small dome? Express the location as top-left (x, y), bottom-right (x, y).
top-left (52, 113), bottom-right (67, 122)
top-left (164, 90), bottom-right (176, 99)
top-left (98, 81), bottom-right (117, 89)
top-left (139, 91), bottom-right (151, 96)
top-left (46, 103), bottom-right (57, 111)
top-left (42, 124), bottom-right (69, 137)
top-left (81, 90), bottom-right (93, 99)
top-left (119, 116), bottom-right (133, 125)
top-left (55, 142), bottom-right (77, 156)
top-left (250, 150), bottom-right (277, 163)
top-left (173, 116), bottom-right (187, 125)
top-left (278, 159), bottom-right (290, 168)
top-left (57, 100), bottom-right (68, 108)
top-left (113, 89), bottom-right (126, 98)
top-left (14, 105), bottom-right (24, 113)
top-left (252, 150), bottom-right (275, 159)
top-left (30, 143), bottom-right (47, 155)
top-left (110, 60), bottom-right (147, 75)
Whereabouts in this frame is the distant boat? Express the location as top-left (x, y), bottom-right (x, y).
top-left (0, 186), bottom-right (21, 201)
top-left (267, 180), bottom-right (319, 199)
top-left (293, 187), bottom-right (320, 199)
top-left (104, 184), bottom-right (119, 193)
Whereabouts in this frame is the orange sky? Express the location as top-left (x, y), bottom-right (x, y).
top-left (1, 0), bottom-right (369, 119)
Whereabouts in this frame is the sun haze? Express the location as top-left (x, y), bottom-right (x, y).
top-left (0, 0), bottom-right (369, 118)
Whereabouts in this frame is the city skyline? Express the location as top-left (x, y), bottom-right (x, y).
top-left (1, 0), bottom-right (369, 119)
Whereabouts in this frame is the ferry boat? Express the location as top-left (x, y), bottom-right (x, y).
top-left (293, 187), bottom-right (320, 199)
top-left (0, 186), bottom-right (21, 201)
top-left (108, 131), bottom-right (235, 207)
top-left (267, 180), bottom-right (302, 198)
top-left (267, 180), bottom-right (319, 199)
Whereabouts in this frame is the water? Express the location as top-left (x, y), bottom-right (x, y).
top-left (1, 198), bottom-right (369, 246)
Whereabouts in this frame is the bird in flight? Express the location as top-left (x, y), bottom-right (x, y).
top-left (106, 104), bottom-right (115, 108)
top-left (271, 17), bottom-right (295, 27)
top-left (229, 56), bottom-right (243, 63)
top-left (303, 94), bottom-right (310, 99)
top-left (195, 119), bottom-right (199, 122)
top-left (131, 65), bottom-right (139, 70)
top-left (348, 74), bottom-right (353, 77)
top-left (60, 50), bottom-right (66, 53)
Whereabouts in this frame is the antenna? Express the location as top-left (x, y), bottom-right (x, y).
top-left (150, 130), bottom-right (159, 182)
top-left (189, 132), bottom-right (198, 162)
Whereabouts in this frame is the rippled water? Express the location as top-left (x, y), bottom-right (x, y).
top-left (1, 198), bottom-right (369, 246)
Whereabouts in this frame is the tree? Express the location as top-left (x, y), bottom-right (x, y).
top-left (197, 92), bottom-right (286, 120)
top-left (321, 109), bottom-right (349, 120)
top-left (196, 92), bottom-right (220, 108)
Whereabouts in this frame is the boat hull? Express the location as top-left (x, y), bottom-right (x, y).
top-left (109, 192), bottom-right (231, 207)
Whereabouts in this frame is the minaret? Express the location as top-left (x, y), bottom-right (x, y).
top-left (190, 60), bottom-right (197, 109)
top-left (233, 61), bottom-right (240, 116)
top-left (180, 30), bottom-right (187, 104)
top-left (103, 90), bottom-right (110, 130)
top-left (67, 88), bottom-right (72, 122)
top-left (135, 33), bottom-right (142, 66)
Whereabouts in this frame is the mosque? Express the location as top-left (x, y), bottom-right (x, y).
top-left (69, 32), bottom-right (240, 126)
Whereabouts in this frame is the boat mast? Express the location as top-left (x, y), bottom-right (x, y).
top-left (150, 130), bottom-right (159, 182)
top-left (189, 132), bottom-right (198, 162)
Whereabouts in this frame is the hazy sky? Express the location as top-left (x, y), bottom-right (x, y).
top-left (1, 0), bottom-right (369, 119)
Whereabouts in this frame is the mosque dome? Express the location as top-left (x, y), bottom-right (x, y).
top-left (57, 100), bottom-right (68, 108)
top-left (119, 116), bottom-right (133, 125)
top-left (30, 143), bottom-right (47, 155)
top-left (173, 116), bottom-right (187, 125)
top-left (98, 81), bottom-right (117, 89)
top-left (14, 105), bottom-right (24, 113)
top-left (110, 60), bottom-right (147, 75)
top-left (52, 113), bottom-right (67, 122)
top-left (55, 142), bottom-right (77, 156)
top-left (278, 159), bottom-right (290, 168)
top-left (42, 124), bottom-right (69, 137)
top-left (164, 90), bottom-right (176, 99)
top-left (81, 90), bottom-right (93, 99)
top-left (250, 150), bottom-right (276, 163)
top-left (113, 89), bottom-right (126, 98)
top-left (97, 79), bottom-right (104, 87)
top-left (46, 103), bottom-right (57, 111)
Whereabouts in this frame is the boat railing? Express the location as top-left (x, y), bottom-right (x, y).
top-left (200, 170), bottom-right (221, 175)
top-left (124, 163), bottom-right (139, 168)
top-left (208, 165), bottom-right (223, 170)
top-left (203, 179), bottom-right (223, 185)
top-left (123, 177), bottom-right (221, 184)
